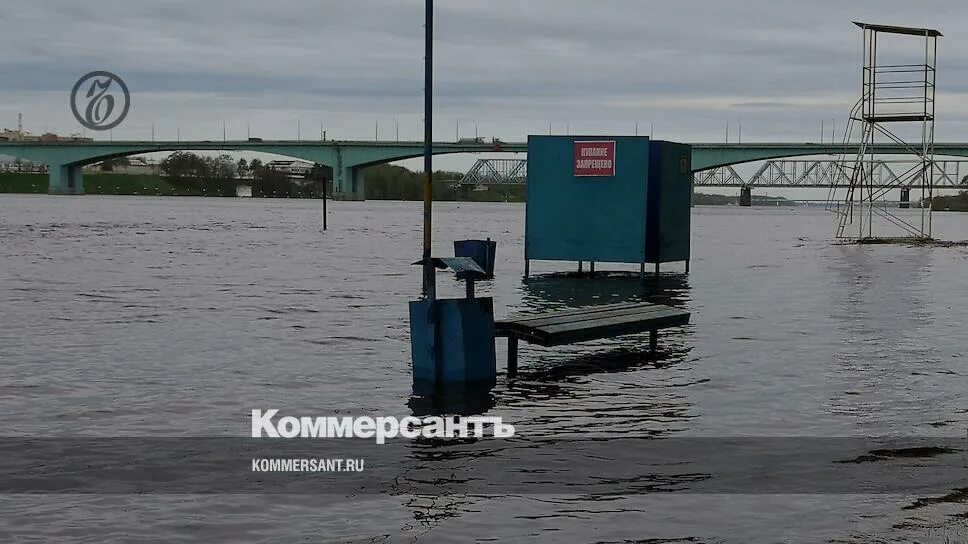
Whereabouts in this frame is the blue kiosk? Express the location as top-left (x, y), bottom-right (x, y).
top-left (524, 136), bottom-right (692, 278)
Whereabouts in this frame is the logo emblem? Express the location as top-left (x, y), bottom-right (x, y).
top-left (70, 71), bottom-right (130, 131)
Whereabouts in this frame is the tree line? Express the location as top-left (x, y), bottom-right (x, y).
top-left (127, 151), bottom-right (528, 201)
top-left (159, 151), bottom-right (326, 198)
top-left (364, 164), bottom-right (525, 202)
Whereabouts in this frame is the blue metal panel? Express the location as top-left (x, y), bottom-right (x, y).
top-left (525, 136), bottom-right (650, 264)
top-left (409, 297), bottom-right (496, 385)
top-left (646, 141), bottom-right (692, 263)
top-left (454, 239), bottom-right (497, 277)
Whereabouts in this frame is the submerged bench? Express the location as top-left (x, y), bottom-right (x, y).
top-left (494, 301), bottom-right (690, 377)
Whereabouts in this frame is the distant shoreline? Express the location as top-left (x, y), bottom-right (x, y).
top-left (0, 172), bottom-right (797, 206)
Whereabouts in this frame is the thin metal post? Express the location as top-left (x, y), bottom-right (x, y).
top-left (649, 330), bottom-right (658, 351)
top-left (421, 0), bottom-right (435, 301)
top-left (321, 179), bottom-right (327, 230)
top-left (507, 337), bottom-right (518, 378)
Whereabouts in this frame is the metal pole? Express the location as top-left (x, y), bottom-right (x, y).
top-left (422, 0), bottom-right (435, 301)
top-left (322, 177), bottom-right (328, 230)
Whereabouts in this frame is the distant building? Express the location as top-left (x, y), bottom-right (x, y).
top-left (0, 129), bottom-right (92, 142)
top-left (265, 159), bottom-right (315, 178)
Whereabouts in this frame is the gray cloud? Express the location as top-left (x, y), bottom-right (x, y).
top-left (1, 0), bottom-right (966, 171)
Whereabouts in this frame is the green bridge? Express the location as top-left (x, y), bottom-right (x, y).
top-left (2, 139), bottom-right (968, 199)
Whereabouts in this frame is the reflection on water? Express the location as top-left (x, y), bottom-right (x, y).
top-left (826, 245), bottom-right (939, 423)
top-left (1, 197), bottom-right (967, 542)
top-left (519, 271), bottom-right (692, 310)
top-left (409, 381), bottom-right (497, 416)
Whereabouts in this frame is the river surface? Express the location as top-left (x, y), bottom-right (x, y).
top-left (1, 195), bottom-right (967, 543)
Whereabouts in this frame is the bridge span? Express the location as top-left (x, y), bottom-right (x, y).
top-left (3, 140), bottom-right (968, 199)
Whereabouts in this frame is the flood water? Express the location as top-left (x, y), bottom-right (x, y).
top-left (1, 194), bottom-right (967, 543)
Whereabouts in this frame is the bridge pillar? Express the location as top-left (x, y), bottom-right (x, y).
top-left (739, 186), bottom-right (752, 206)
top-left (899, 187), bottom-right (911, 208)
top-left (48, 164), bottom-right (84, 195)
top-left (333, 165), bottom-right (366, 201)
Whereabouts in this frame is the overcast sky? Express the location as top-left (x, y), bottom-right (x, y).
top-left (1, 0), bottom-right (966, 171)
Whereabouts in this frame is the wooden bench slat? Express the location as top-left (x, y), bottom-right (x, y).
top-left (536, 311), bottom-right (689, 346)
top-left (499, 301), bottom-right (649, 323)
top-left (495, 302), bottom-right (689, 346)
top-left (502, 304), bottom-right (674, 329)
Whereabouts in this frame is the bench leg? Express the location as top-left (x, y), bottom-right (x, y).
top-left (507, 337), bottom-right (518, 378)
top-left (649, 329), bottom-right (658, 351)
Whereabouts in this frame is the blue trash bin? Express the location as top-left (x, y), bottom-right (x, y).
top-left (454, 239), bottom-right (496, 278)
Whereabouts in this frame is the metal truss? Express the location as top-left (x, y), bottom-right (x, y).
top-left (695, 159), bottom-right (966, 188)
top-left (458, 158), bottom-right (526, 185)
top-left (459, 157), bottom-right (967, 189)
top-left (694, 164), bottom-right (744, 186)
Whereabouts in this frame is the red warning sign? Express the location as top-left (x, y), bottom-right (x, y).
top-left (574, 140), bottom-right (616, 177)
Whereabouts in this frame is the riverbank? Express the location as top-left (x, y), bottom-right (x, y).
top-left (0, 172), bottom-right (798, 205)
